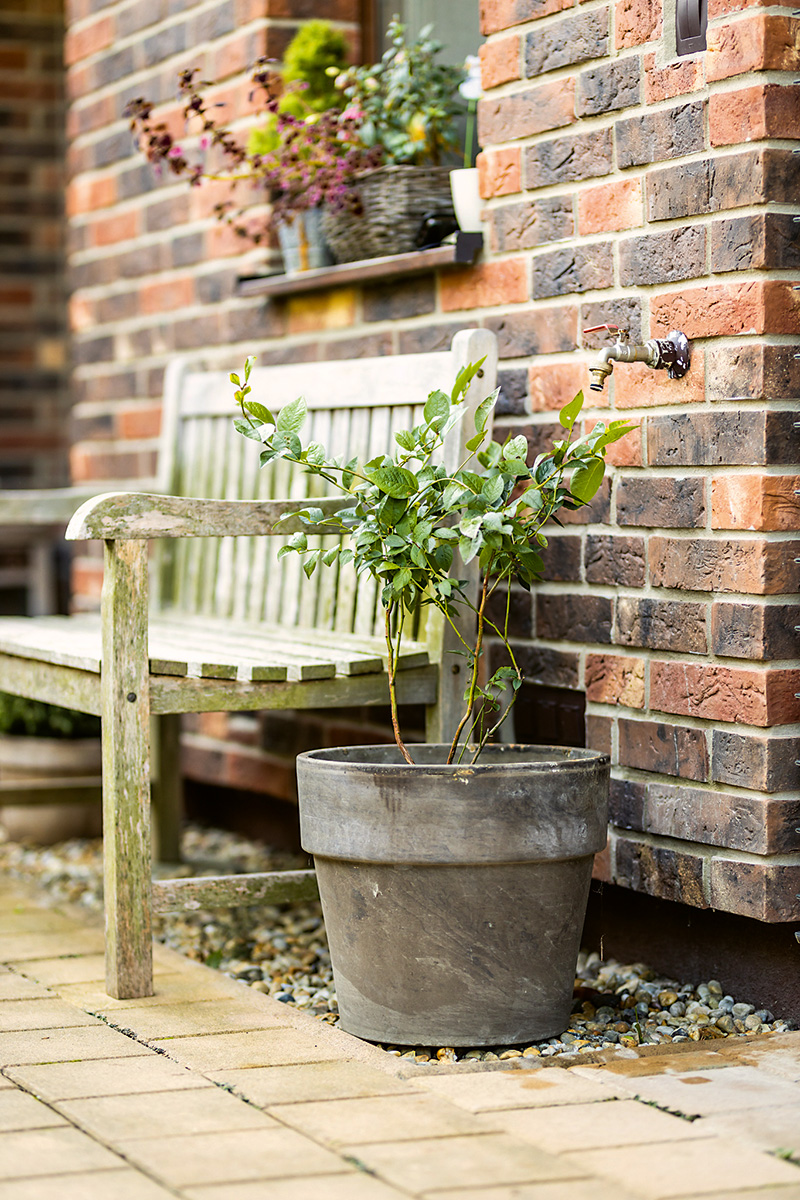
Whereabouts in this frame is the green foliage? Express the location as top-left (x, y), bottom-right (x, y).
top-left (232, 356), bottom-right (635, 763)
top-left (335, 18), bottom-right (466, 165)
top-left (0, 692), bottom-right (100, 739)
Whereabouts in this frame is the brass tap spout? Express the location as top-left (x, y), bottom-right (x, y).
top-left (583, 325), bottom-right (691, 392)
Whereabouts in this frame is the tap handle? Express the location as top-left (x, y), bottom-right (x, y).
top-left (582, 324), bottom-right (628, 342)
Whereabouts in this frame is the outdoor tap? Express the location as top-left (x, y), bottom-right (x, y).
top-left (583, 325), bottom-right (691, 392)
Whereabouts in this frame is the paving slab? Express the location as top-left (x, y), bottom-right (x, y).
top-left (0, 1126), bottom-right (124, 1180)
top-left (58, 970), bottom-right (246, 1011)
top-left (0, 930), bottom-right (104, 960)
top-left (56, 1085), bottom-right (280, 1140)
top-left (149, 1026), bottom-right (346, 1070)
top-left (422, 1183), bottom-right (641, 1200)
top-left (488, 1097), bottom-right (710, 1152)
top-left (115, 1126), bottom-right (353, 1188)
top-left (695, 1105), bottom-right (800, 1155)
top-left (0, 1168), bottom-right (179, 1199)
top-left (0, 1023), bottom-right (145, 1064)
top-left (97, 996), bottom-right (290, 1039)
top-left (0, 998), bottom-right (100, 1032)
top-left (208, 1060), bottom-right (415, 1105)
top-left (269, 1091), bottom-right (496, 1145)
top-left (0, 1090), bottom-right (67, 1132)
top-left (343, 1132), bottom-right (590, 1192)
top-left (730, 1036), bottom-right (800, 1084)
top-left (413, 1065), bottom-right (624, 1111)
top-left (184, 1173), bottom-right (409, 1200)
top-left (5, 1054), bottom-right (214, 1101)
top-left (0, 909), bottom-right (84, 935)
top-left (564, 1137), bottom-right (800, 1198)
top-left (17, 947), bottom-right (174, 986)
top-left (572, 1063), bottom-right (800, 1117)
top-left (0, 969), bottom-right (52, 1000)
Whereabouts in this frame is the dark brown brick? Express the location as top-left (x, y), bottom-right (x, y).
top-left (650, 536), bottom-right (800, 595)
top-left (490, 197), bottom-right (573, 252)
top-left (609, 778), bottom-right (645, 829)
top-left (189, 0), bottom-right (235, 42)
top-left (617, 598), bottom-right (707, 654)
top-left (398, 322), bottom-right (477, 354)
top-left (363, 276), bottom-right (435, 322)
top-left (647, 410), bottom-right (800, 467)
top-left (709, 858), bottom-right (800, 923)
top-left (540, 533), bottom-right (583, 582)
top-left (617, 102), bottom-right (704, 170)
top-left (577, 56), bottom-right (641, 117)
top-left (645, 783), bottom-right (800, 855)
top-left (711, 212), bottom-right (800, 273)
top-left (585, 534), bottom-right (646, 586)
top-left (619, 719), bottom-right (708, 781)
top-left (617, 477), bottom-right (706, 528)
top-left (706, 344), bottom-right (800, 403)
top-left (712, 601), bottom-right (800, 660)
top-left (613, 837), bottom-right (707, 908)
top-left (500, 644), bottom-right (581, 689)
top-left (524, 129), bottom-right (614, 188)
top-left (558, 477), bottom-right (611, 525)
top-left (532, 243), bottom-right (614, 299)
top-left (580, 298), bottom-right (644, 347)
top-left (712, 729), bottom-right (800, 794)
top-left (586, 713), bottom-right (613, 757)
top-left (619, 225), bottom-right (706, 286)
top-left (485, 584), bottom-right (533, 639)
top-left (647, 148), bottom-right (800, 221)
top-left (536, 593), bottom-right (613, 643)
top-left (173, 312), bottom-right (223, 351)
top-left (524, 7), bottom-right (609, 77)
top-left (496, 368), bottom-right (528, 415)
top-left (484, 306), bottom-right (578, 357)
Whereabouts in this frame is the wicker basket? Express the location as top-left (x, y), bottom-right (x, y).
top-left (322, 165), bottom-right (455, 263)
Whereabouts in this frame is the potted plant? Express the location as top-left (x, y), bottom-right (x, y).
top-left (124, 58), bottom-right (382, 274)
top-left (449, 54), bottom-right (483, 233)
top-left (0, 692), bottom-right (101, 844)
top-left (322, 19), bottom-right (466, 261)
top-left (231, 354), bottom-right (634, 1046)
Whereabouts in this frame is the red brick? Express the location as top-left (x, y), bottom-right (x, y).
top-left (649, 661), bottom-right (800, 726)
top-left (64, 15), bottom-right (113, 65)
top-left (578, 179), bottom-right (642, 235)
top-left (710, 0), bottom-right (795, 13)
top-left (619, 719), bottom-right (708, 781)
top-left (71, 561), bottom-right (104, 602)
top-left (478, 78), bottom-right (576, 144)
top-left (586, 713), bottom-right (613, 757)
top-left (441, 260), bottom-right (528, 312)
top-left (480, 35), bottom-right (521, 90)
top-left (528, 362), bottom-right (587, 411)
top-left (585, 418), bottom-right (642, 466)
top-left (585, 653), bottom-right (645, 707)
top-left (592, 843), bottom-right (612, 884)
top-left (650, 281), bottom-right (800, 339)
top-left (615, 0), bottom-right (661, 48)
top-left (650, 535), bottom-right (800, 595)
top-left (711, 475), bottom-right (800, 531)
top-left (709, 84), bottom-right (800, 146)
top-left (478, 149), bottom-right (522, 198)
top-left (612, 836), bottom-right (707, 908)
top-left (139, 277), bottom-right (195, 315)
top-left (643, 51), bottom-right (703, 102)
top-left (708, 858), bottom-right (800, 922)
top-left (613, 349), bottom-right (705, 409)
top-left (118, 405), bottom-right (162, 440)
top-left (480, 0), bottom-right (574, 36)
top-left (89, 210), bottom-right (139, 248)
top-left (706, 13), bottom-right (800, 81)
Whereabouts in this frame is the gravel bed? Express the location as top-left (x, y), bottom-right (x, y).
top-left (0, 825), bottom-right (792, 1063)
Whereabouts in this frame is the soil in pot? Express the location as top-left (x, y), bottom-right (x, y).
top-left (296, 743), bottom-right (610, 1047)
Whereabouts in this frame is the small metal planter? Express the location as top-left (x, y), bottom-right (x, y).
top-left (277, 208), bottom-right (334, 274)
top-left (296, 743), bottom-right (610, 1047)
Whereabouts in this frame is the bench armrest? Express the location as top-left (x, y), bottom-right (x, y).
top-left (66, 492), bottom-right (347, 541)
top-left (0, 486), bottom-right (102, 528)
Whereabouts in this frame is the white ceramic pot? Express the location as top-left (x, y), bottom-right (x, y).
top-left (449, 167), bottom-right (482, 233)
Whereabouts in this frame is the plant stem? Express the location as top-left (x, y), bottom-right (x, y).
top-left (385, 604), bottom-right (414, 764)
top-left (446, 570), bottom-right (490, 764)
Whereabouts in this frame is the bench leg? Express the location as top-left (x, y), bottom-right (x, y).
top-left (101, 539), bottom-right (154, 999)
top-left (152, 714), bottom-right (183, 864)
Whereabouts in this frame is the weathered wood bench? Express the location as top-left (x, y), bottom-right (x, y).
top-left (0, 329), bottom-right (498, 998)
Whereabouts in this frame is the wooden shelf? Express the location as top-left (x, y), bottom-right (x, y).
top-left (236, 232), bottom-right (483, 299)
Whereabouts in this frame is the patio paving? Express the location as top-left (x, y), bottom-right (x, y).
top-left (0, 877), bottom-right (798, 1199)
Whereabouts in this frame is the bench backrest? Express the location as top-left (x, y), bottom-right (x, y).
top-left (153, 330), bottom-right (498, 640)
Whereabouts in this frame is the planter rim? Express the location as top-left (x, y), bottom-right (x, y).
top-left (298, 742), bottom-right (609, 774)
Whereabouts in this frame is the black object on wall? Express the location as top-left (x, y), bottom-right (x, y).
top-left (676, 0), bottom-right (707, 55)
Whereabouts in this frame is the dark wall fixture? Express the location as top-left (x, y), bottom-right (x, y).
top-left (676, 0), bottom-right (707, 54)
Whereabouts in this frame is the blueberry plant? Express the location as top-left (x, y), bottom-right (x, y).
top-left (232, 358), bottom-right (634, 765)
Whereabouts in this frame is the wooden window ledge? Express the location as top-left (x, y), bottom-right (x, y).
top-left (236, 232), bottom-right (483, 299)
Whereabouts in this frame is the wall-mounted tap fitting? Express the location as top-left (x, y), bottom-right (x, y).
top-left (583, 325), bottom-right (691, 392)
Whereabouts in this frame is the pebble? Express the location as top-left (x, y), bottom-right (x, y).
top-left (0, 825), bottom-right (793, 1063)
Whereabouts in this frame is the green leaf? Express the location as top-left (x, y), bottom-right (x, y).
top-left (366, 465), bottom-right (418, 498)
top-left (465, 431), bottom-right (486, 453)
top-left (503, 434), bottom-right (528, 462)
top-left (459, 534), bottom-right (482, 564)
top-left (244, 401), bottom-right (275, 425)
top-left (570, 457), bottom-right (605, 503)
top-left (558, 390), bottom-right (584, 431)
top-left (288, 531), bottom-right (308, 552)
top-left (276, 395), bottom-right (307, 435)
top-left (303, 555), bottom-right (319, 579)
top-left (394, 430), bottom-right (416, 451)
top-left (482, 474), bottom-right (504, 504)
top-left (234, 418), bottom-right (264, 442)
top-left (503, 459), bottom-right (532, 477)
top-left (474, 387), bottom-right (498, 434)
top-left (322, 546), bottom-right (340, 566)
top-left (423, 389), bottom-right (450, 429)
top-left (458, 470), bottom-right (483, 494)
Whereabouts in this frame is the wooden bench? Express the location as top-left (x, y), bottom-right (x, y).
top-left (0, 329), bottom-right (498, 999)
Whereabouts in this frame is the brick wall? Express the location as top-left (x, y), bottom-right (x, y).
top-left (0, 0), bottom-right (69, 490)
top-left (62, 0), bottom-right (800, 923)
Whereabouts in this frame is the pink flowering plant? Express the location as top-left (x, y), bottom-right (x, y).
top-left (124, 64), bottom-right (383, 244)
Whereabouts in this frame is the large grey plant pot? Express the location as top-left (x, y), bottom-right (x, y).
top-left (296, 743), bottom-right (610, 1047)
